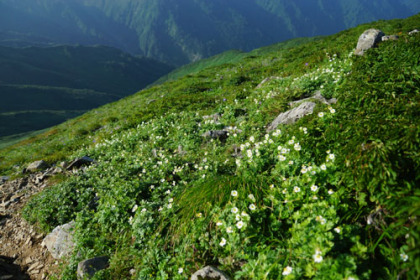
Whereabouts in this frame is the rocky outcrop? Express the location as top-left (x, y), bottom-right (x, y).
top-left (66, 156), bottom-right (95, 170)
top-left (77, 256), bottom-right (109, 279)
top-left (267, 102), bottom-right (316, 131)
top-left (354, 29), bottom-right (385, 56)
top-left (191, 266), bottom-right (231, 280)
top-left (26, 160), bottom-right (48, 173)
top-left (42, 222), bottom-right (75, 259)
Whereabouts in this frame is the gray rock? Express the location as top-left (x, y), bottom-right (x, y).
top-left (354, 29), bottom-right (385, 56)
top-left (191, 266), bottom-right (230, 280)
top-left (66, 156), bottom-right (94, 170)
top-left (382, 35), bottom-right (399, 41)
top-left (26, 160), bottom-right (48, 172)
top-left (77, 256), bottom-right (109, 279)
top-left (408, 29), bottom-right (419, 36)
top-left (267, 102), bottom-right (316, 131)
top-left (201, 130), bottom-right (229, 141)
top-left (42, 221), bottom-right (75, 259)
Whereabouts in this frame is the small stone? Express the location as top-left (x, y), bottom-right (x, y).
top-left (408, 29), bottom-right (419, 35)
top-left (191, 266), bottom-right (231, 280)
top-left (382, 35), bottom-right (399, 41)
top-left (201, 130), bottom-right (229, 141)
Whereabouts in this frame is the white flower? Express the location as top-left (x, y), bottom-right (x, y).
top-left (334, 227), bottom-right (341, 233)
top-left (167, 203), bottom-right (172, 209)
top-left (231, 190), bottom-right (238, 197)
top-left (216, 221), bottom-right (223, 226)
top-left (128, 216), bottom-right (133, 224)
top-left (248, 194), bottom-right (255, 201)
top-left (310, 185), bottom-right (318, 192)
top-left (196, 212), bottom-right (203, 218)
top-left (249, 136), bottom-right (255, 143)
top-left (236, 221), bottom-right (244, 229)
top-left (320, 164), bottom-right (327, 170)
top-left (178, 268), bottom-right (183, 274)
top-left (318, 112), bottom-right (325, 117)
top-left (247, 150), bottom-right (253, 158)
top-left (293, 186), bottom-right (301, 193)
top-left (328, 189), bottom-right (334, 195)
top-left (279, 155), bottom-right (286, 161)
top-left (277, 145), bottom-right (283, 151)
top-left (301, 167), bottom-right (308, 174)
top-left (328, 153), bottom-right (335, 160)
top-left (269, 184), bottom-right (275, 189)
top-left (400, 253), bottom-right (409, 262)
top-left (226, 226), bottom-right (233, 233)
top-left (294, 143), bottom-right (301, 151)
top-left (241, 211), bottom-right (249, 217)
top-left (282, 188), bottom-right (287, 194)
top-left (141, 208), bottom-right (147, 213)
top-left (219, 238), bottom-right (227, 246)
top-left (313, 250), bottom-right (323, 263)
top-left (168, 198), bottom-right (174, 203)
top-left (231, 207), bottom-right (239, 214)
top-left (249, 204), bottom-right (256, 211)
top-left (236, 214), bottom-right (241, 221)
top-left (282, 266), bottom-right (293, 275)
top-left (316, 216), bottom-right (326, 225)
top-left (330, 108), bottom-right (336, 114)
top-left (288, 139), bottom-right (294, 145)
top-left (281, 148), bottom-right (289, 154)
top-left (288, 160), bottom-right (294, 165)
top-left (132, 204), bottom-right (138, 213)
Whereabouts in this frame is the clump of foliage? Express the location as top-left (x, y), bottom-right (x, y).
top-left (2, 13), bottom-right (419, 280)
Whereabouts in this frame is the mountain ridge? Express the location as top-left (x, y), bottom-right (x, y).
top-left (0, 0), bottom-right (418, 65)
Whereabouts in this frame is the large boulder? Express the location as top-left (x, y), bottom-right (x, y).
top-left (354, 29), bottom-right (385, 56)
top-left (42, 221), bottom-right (75, 259)
top-left (191, 266), bottom-right (230, 280)
top-left (77, 256), bottom-right (109, 279)
top-left (267, 102), bottom-right (316, 131)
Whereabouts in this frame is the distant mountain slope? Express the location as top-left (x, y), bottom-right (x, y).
top-left (0, 45), bottom-right (173, 138)
top-left (0, 0), bottom-right (418, 65)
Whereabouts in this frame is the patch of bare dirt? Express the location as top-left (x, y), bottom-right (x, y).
top-left (0, 173), bottom-right (60, 279)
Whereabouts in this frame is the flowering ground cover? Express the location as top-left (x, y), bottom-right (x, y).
top-left (1, 14), bottom-right (419, 279)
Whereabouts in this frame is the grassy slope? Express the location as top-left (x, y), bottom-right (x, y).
top-left (0, 14), bottom-right (419, 279)
top-left (0, 45), bottom-right (173, 140)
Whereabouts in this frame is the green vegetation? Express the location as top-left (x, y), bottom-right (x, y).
top-left (0, 45), bottom-right (173, 141)
top-left (1, 14), bottom-right (419, 279)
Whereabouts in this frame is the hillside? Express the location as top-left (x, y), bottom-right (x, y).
top-left (0, 45), bottom-right (173, 140)
top-left (0, 14), bottom-right (419, 279)
top-left (0, 0), bottom-right (419, 65)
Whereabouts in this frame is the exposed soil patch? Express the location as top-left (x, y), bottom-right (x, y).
top-left (0, 174), bottom-right (59, 279)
